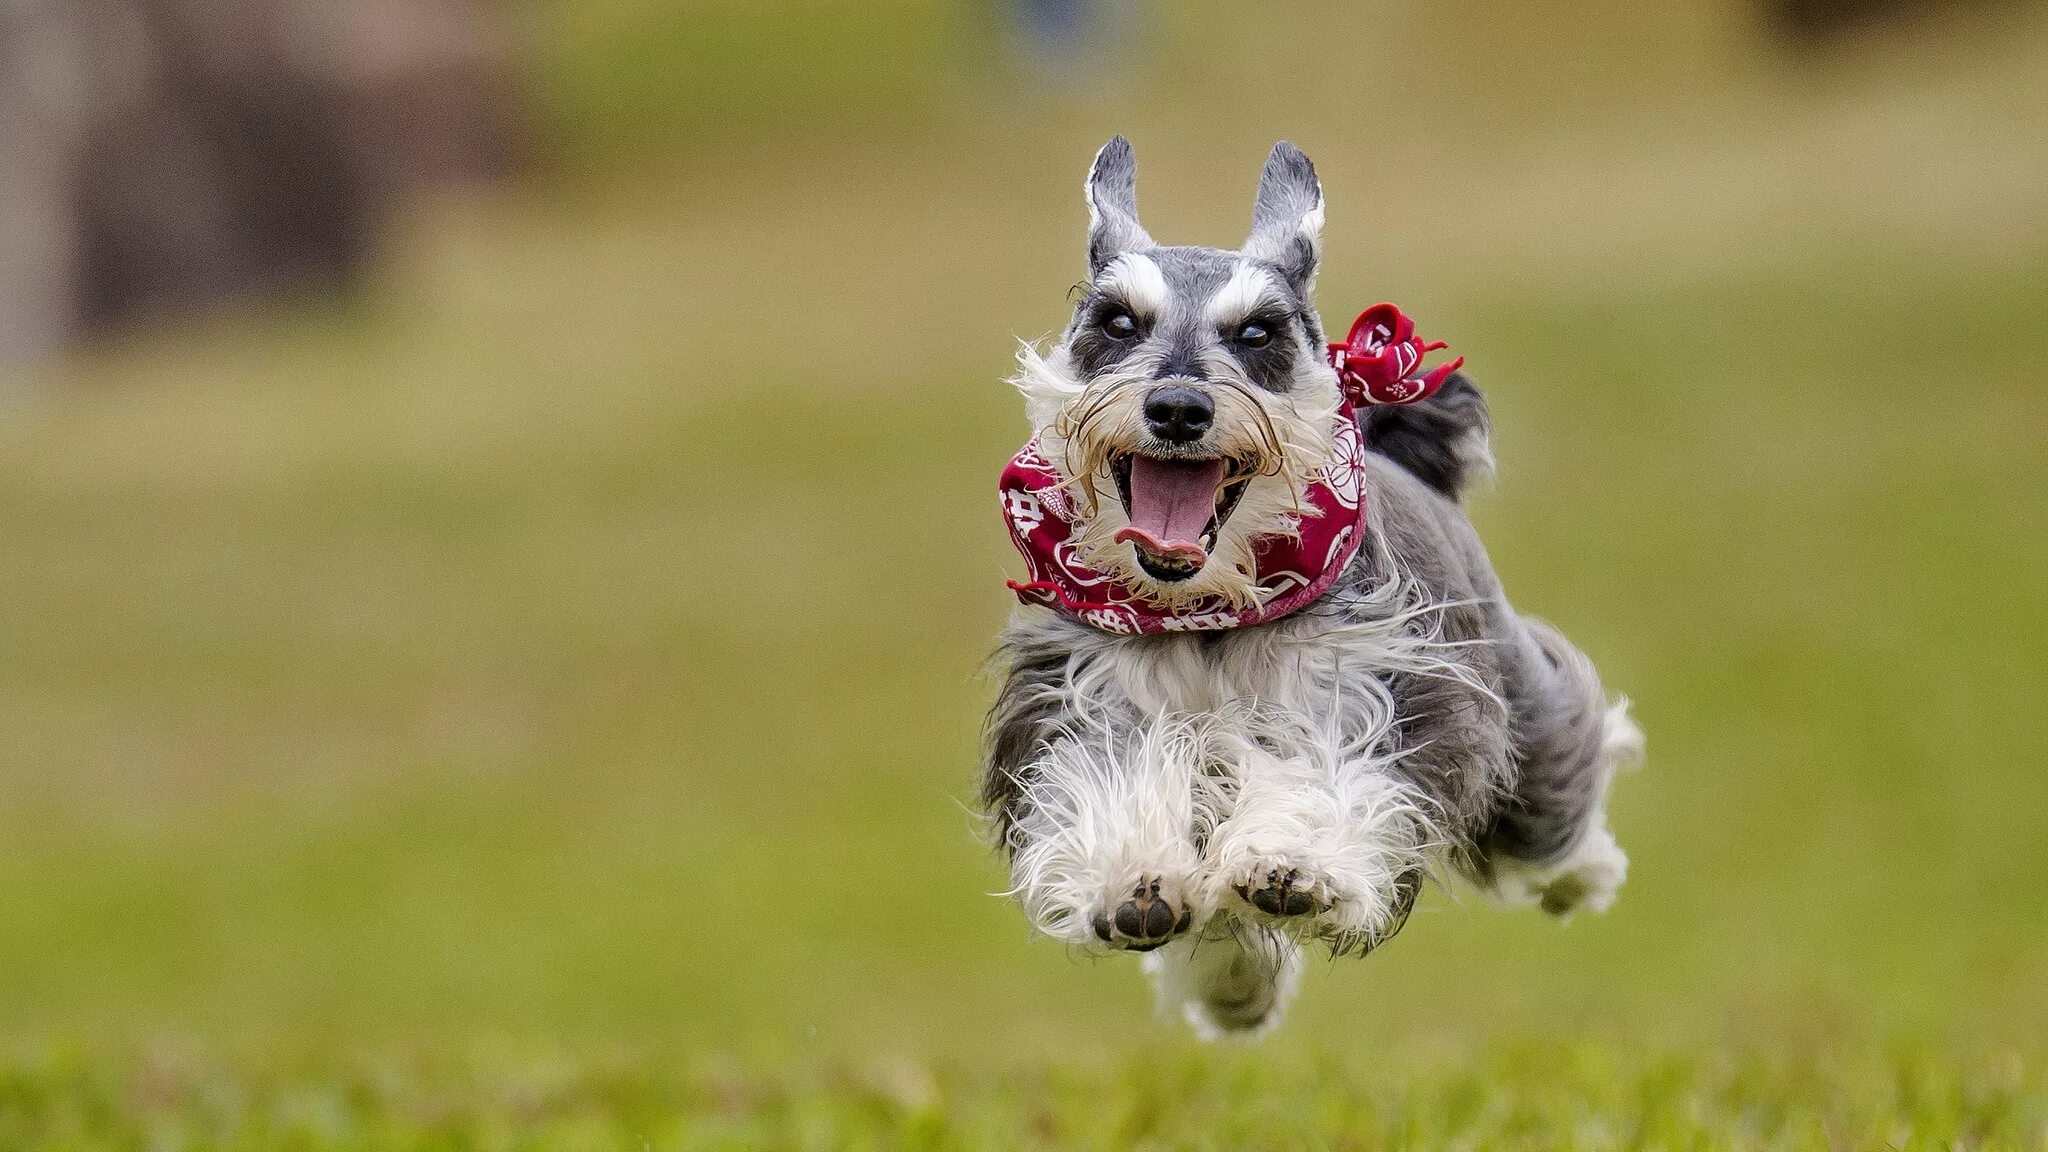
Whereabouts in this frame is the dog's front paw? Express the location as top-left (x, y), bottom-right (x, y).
top-left (1220, 859), bottom-right (1420, 955)
top-left (1327, 870), bottom-right (1421, 956)
top-left (1231, 863), bottom-right (1333, 918)
top-left (1091, 878), bottom-right (1195, 952)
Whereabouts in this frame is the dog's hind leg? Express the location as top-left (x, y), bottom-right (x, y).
top-left (1143, 915), bottom-right (1302, 1040)
top-left (1481, 617), bottom-right (1643, 915)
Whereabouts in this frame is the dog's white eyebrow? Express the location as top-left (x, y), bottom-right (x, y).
top-left (1205, 261), bottom-right (1283, 326)
top-left (1096, 253), bottom-right (1168, 316)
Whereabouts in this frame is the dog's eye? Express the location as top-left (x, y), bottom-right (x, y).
top-left (1235, 321), bottom-right (1272, 348)
top-left (1102, 311), bottom-right (1139, 340)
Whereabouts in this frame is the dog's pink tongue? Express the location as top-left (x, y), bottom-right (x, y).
top-left (1117, 457), bottom-right (1226, 558)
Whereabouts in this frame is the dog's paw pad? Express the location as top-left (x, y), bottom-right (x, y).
top-left (1538, 874), bottom-right (1589, 916)
top-left (1233, 866), bottom-right (1330, 918)
top-left (1498, 826), bottom-right (1626, 919)
top-left (1090, 879), bottom-right (1193, 952)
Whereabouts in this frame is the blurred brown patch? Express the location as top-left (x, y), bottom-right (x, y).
top-left (0, 0), bottom-right (509, 358)
top-left (1764, 0), bottom-right (2005, 43)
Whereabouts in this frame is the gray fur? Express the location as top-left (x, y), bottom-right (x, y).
top-left (1084, 135), bottom-right (1153, 276)
top-left (1482, 617), bottom-right (1616, 872)
top-left (982, 625), bottom-right (1090, 850)
top-left (1358, 371), bottom-right (1493, 500)
top-left (1243, 141), bottom-right (1323, 293)
top-left (1336, 455), bottom-right (1609, 864)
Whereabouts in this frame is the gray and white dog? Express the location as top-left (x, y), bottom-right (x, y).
top-left (982, 137), bottom-right (1642, 1039)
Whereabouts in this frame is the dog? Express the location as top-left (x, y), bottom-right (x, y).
top-left (982, 137), bottom-right (1642, 1039)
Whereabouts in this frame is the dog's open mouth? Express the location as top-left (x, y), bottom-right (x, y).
top-left (1110, 453), bottom-right (1255, 582)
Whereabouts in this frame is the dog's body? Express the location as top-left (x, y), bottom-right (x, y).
top-left (983, 139), bottom-right (1639, 1038)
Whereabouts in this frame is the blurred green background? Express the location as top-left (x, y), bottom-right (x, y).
top-left (3, 0), bottom-right (2047, 1145)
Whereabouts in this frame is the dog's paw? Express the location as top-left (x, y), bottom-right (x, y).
top-left (1090, 878), bottom-right (1195, 952)
top-left (1492, 825), bottom-right (1628, 918)
top-left (1230, 863), bottom-right (1332, 918)
top-left (1327, 870), bottom-right (1421, 957)
top-left (1222, 860), bottom-right (1421, 956)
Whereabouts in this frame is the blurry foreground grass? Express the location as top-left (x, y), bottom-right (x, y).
top-left (6, 1042), bottom-right (2046, 1149)
top-left (3, 6), bottom-right (2047, 1147)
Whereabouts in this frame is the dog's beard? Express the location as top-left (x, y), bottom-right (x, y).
top-left (1011, 344), bottom-right (1341, 611)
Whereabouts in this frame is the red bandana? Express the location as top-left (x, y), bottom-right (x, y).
top-left (1000, 304), bottom-right (1456, 634)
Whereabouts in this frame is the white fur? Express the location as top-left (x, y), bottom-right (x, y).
top-left (1299, 198), bottom-right (1325, 251)
top-left (1083, 147), bottom-right (1112, 233)
top-left (1000, 553), bottom-right (1493, 980)
top-left (1296, 195), bottom-right (1325, 293)
top-left (996, 533), bottom-right (1632, 1033)
top-left (1099, 252), bottom-right (1168, 318)
top-left (1010, 341), bottom-right (1083, 431)
top-left (1204, 261), bottom-right (1280, 328)
top-left (1200, 708), bottom-right (1437, 946)
top-left (1002, 718), bottom-right (1212, 946)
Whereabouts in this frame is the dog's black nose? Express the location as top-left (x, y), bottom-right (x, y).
top-left (1143, 385), bottom-right (1214, 444)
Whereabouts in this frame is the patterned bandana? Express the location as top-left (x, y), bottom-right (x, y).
top-left (999, 304), bottom-right (1456, 635)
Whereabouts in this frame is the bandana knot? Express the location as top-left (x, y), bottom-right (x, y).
top-left (1328, 302), bottom-right (1464, 406)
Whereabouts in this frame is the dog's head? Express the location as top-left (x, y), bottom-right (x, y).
top-left (1011, 137), bottom-right (1344, 610)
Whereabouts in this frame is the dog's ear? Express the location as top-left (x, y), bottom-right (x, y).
top-left (1243, 141), bottom-right (1324, 293)
top-left (1084, 136), bottom-right (1153, 276)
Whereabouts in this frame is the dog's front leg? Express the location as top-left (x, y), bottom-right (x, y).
top-left (983, 638), bottom-right (1212, 952)
top-left (1201, 710), bottom-right (1436, 955)
top-left (992, 723), bottom-right (1213, 952)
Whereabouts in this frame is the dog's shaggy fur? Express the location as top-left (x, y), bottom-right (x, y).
top-left (982, 138), bottom-right (1641, 1039)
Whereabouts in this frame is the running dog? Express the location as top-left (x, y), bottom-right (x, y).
top-left (983, 137), bottom-right (1641, 1038)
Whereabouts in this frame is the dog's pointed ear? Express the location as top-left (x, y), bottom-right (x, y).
top-left (1243, 141), bottom-right (1324, 293)
top-left (1084, 136), bottom-right (1153, 276)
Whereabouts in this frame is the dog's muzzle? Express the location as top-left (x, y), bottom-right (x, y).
top-left (998, 406), bottom-right (1372, 634)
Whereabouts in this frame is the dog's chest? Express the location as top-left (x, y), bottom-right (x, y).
top-left (1095, 626), bottom-right (1342, 718)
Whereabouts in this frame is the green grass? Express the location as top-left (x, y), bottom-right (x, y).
top-left (4, 4), bottom-right (2048, 1146)
top-left (3, 230), bottom-right (2041, 1145)
top-left (5, 1042), bottom-right (2045, 1149)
